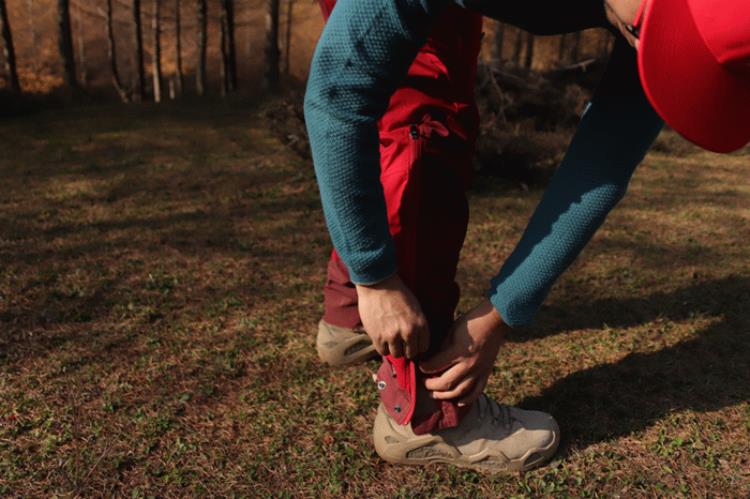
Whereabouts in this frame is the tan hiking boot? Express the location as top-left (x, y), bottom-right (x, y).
top-left (316, 320), bottom-right (378, 367)
top-left (373, 394), bottom-right (560, 472)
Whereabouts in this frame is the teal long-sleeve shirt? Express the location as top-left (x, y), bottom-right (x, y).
top-left (304, 0), bottom-right (664, 327)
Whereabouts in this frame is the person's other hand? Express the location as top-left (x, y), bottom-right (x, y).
top-left (604, 0), bottom-right (645, 49)
top-left (355, 274), bottom-right (430, 359)
top-left (420, 299), bottom-right (510, 407)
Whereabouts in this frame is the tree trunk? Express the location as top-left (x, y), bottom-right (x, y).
top-left (558, 34), bottom-right (568, 64)
top-left (492, 21), bottom-right (505, 63)
top-left (265, 0), bottom-right (280, 92)
top-left (524, 33), bottom-right (535, 70)
top-left (512, 28), bottom-right (524, 65)
top-left (105, 0), bottom-right (129, 101)
top-left (27, 0), bottom-right (37, 70)
top-left (173, 0), bottom-right (183, 96)
top-left (195, 0), bottom-right (206, 96)
top-left (57, 0), bottom-right (77, 89)
top-left (132, 0), bottom-right (145, 101)
top-left (226, 0), bottom-right (236, 91)
top-left (219, 1), bottom-right (228, 96)
top-left (0, 0), bottom-right (20, 92)
top-left (571, 31), bottom-right (582, 62)
top-left (284, 0), bottom-right (293, 75)
top-left (152, 0), bottom-right (162, 102)
top-left (75, 1), bottom-right (86, 84)
top-left (219, 0), bottom-right (236, 95)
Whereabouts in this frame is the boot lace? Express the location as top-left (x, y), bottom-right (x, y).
top-left (477, 394), bottom-right (512, 429)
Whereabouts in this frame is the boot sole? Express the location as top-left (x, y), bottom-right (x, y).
top-left (373, 405), bottom-right (560, 473)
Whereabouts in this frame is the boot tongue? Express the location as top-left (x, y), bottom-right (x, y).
top-left (477, 395), bottom-right (511, 428)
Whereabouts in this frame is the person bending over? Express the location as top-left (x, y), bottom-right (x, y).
top-left (305, 0), bottom-right (750, 472)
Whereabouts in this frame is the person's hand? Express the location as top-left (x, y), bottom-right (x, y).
top-left (355, 274), bottom-right (430, 359)
top-left (604, 0), bottom-right (645, 49)
top-left (420, 299), bottom-right (510, 407)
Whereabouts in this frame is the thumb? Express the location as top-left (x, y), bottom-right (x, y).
top-left (419, 339), bottom-right (457, 374)
top-left (420, 313), bottom-right (469, 373)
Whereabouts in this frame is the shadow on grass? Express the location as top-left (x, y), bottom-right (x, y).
top-left (521, 274), bottom-right (750, 341)
top-left (518, 275), bottom-right (750, 451)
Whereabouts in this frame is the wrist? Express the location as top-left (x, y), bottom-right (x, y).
top-left (355, 272), bottom-right (401, 294)
top-left (479, 298), bottom-right (511, 335)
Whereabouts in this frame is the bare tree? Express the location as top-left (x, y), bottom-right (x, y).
top-left (105, 0), bottom-right (129, 101)
top-left (0, 0), bottom-right (19, 92)
top-left (265, 0), bottom-right (280, 91)
top-left (219, 3), bottom-right (228, 95)
top-left (559, 31), bottom-right (586, 65)
top-left (558, 34), bottom-right (568, 64)
top-left (57, 0), bottom-right (77, 89)
top-left (571, 31), bottom-right (582, 62)
top-left (195, 0), bottom-right (206, 96)
top-left (492, 21), bottom-right (505, 64)
top-left (152, 0), bottom-right (162, 102)
top-left (75, 1), bottom-right (86, 84)
top-left (284, 0), bottom-right (293, 75)
top-left (132, 0), bottom-right (146, 100)
top-left (524, 32), bottom-right (535, 70)
top-left (27, 0), bottom-right (37, 70)
top-left (512, 28), bottom-right (524, 65)
top-left (173, 0), bottom-right (183, 96)
top-left (219, 0), bottom-right (237, 95)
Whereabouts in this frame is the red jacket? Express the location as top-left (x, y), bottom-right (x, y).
top-left (318, 0), bottom-right (482, 139)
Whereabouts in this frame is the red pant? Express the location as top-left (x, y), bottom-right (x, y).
top-left (319, 0), bottom-right (482, 434)
top-left (324, 116), bottom-right (473, 339)
top-left (324, 115), bottom-right (477, 433)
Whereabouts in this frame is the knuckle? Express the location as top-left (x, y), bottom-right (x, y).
top-left (428, 379), bottom-right (444, 391)
top-left (438, 379), bottom-right (454, 391)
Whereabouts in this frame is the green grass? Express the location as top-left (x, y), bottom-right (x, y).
top-left (1, 101), bottom-right (749, 497)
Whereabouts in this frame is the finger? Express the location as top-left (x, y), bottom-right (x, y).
top-left (423, 362), bottom-right (469, 392)
top-left (431, 376), bottom-right (476, 401)
top-left (388, 338), bottom-right (404, 358)
top-left (457, 372), bottom-right (488, 407)
top-left (616, 23), bottom-right (638, 49)
top-left (419, 341), bottom-right (459, 374)
top-left (374, 339), bottom-right (389, 357)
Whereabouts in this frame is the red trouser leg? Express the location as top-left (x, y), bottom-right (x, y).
top-left (322, 254), bottom-right (361, 330)
top-left (322, 114), bottom-right (474, 434)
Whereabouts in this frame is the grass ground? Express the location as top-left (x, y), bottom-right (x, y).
top-left (1, 102), bottom-right (749, 497)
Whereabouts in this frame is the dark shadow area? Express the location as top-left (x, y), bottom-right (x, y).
top-left (518, 274), bottom-right (750, 451)
top-left (0, 101), bottom-right (327, 368)
top-left (512, 275), bottom-right (748, 342)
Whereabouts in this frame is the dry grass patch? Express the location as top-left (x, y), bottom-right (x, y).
top-left (1, 104), bottom-right (748, 497)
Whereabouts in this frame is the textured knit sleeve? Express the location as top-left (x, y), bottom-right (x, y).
top-left (303, 0), bottom-right (440, 285)
top-left (488, 39), bottom-right (665, 326)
